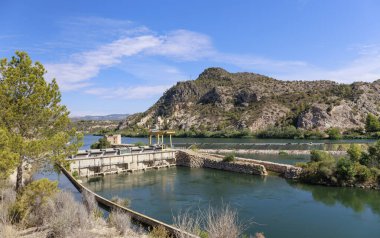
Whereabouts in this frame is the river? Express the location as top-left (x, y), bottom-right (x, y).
top-left (82, 167), bottom-right (380, 238)
top-left (53, 135), bottom-right (380, 237)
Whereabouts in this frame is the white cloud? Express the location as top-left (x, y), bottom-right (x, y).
top-left (45, 29), bottom-right (211, 90)
top-left (85, 85), bottom-right (171, 100)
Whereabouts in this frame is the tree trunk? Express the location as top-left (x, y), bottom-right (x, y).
top-left (16, 163), bottom-right (23, 192)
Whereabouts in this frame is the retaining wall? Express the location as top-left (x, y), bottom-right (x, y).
top-left (176, 150), bottom-right (267, 176)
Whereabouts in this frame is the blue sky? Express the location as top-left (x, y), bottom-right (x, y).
top-left (1, 0), bottom-right (380, 116)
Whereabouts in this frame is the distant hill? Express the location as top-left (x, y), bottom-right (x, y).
top-left (71, 114), bottom-right (129, 121)
top-left (119, 67), bottom-right (380, 133)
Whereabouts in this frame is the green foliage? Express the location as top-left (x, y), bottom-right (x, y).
top-left (354, 163), bottom-right (372, 183)
top-left (310, 150), bottom-right (334, 162)
top-left (71, 170), bottom-right (79, 178)
top-left (336, 158), bottom-right (356, 182)
top-left (0, 52), bottom-right (82, 190)
top-left (326, 127), bottom-right (342, 140)
top-left (347, 144), bottom-right (363, 163)
top-left (301, 143), bottom-right (380, 187)
top-left (278, 151), bottom-right (288, 156)
top-left (10, 179), bottom-right (58, 224)
top-left (90, 137), bottom-right (111, 149)
top-left (134, 142), bottom-right (146, 147)
top-left (365, 114), bottom-right (380, 132)
top-left (360, 140), bottom-right (380, 168)
top-left (223, 154), bottom-right (236, 162)
top-left (0, 128), bottom-right (19, 180)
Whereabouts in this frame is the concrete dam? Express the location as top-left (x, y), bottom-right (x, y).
top-left (68, 149), bottom-right (302, 179)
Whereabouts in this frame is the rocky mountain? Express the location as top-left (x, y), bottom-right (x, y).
top-left (119, 68), bottom-right (380, 133)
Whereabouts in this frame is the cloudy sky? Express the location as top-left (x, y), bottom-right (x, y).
top-left (1, 0), bottom-right (380, 116)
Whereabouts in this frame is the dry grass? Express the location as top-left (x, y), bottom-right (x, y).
top-left (253, 232), bottom-right (266, 238)
top-left (82, 190), bottom-right (98, 214)
top-left (0, 186), bottom-right (16, 224)
top-left (172, 209), bottom-right (202, 238)
top-left (203, 205), bottom-right (244, 238)
top-left (111, 196), bottom-right (131, 207)
top-left (43, 191), bottom-right (91, 237)
top-left (149, 225), bottom-right (171, 238)
top-left (108, 208), bottom-right (148, 237)
top-left (0, 223), bottom-right (18, 238)
top-left (108, 209), bottom-right (131, 235)
top-left (173, 204), bottom-right (249, 238)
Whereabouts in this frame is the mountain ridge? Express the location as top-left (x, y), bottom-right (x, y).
top-left (119, 67), bottom-right (380, 134)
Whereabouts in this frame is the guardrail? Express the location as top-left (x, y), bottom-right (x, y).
top-left (59, 165), bottom-right (198, 238)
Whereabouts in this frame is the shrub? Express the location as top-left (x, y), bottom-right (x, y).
top-left (173, 205), bottom-right (248, 238)
top-left (72, 170), bottom-right (79, 178)
top-left (347, 144), bottom-right (363, 163)
top-left (10, 178), bottom-right (58, 225)
top-left (44, 191), bottom-right (90, 238)
top-left (173, 209), bottom-right (202, 238)
top-left (0, 186), bottom-right (16, 224)
top-left (149, 225), bottom-right (170, 238)
top-left (326, 128), bottom-right (342, 140)
top-left (278, 151), bottom-right (288, 156)
top-left (223, 154), bottom-right (235, 162)
top-left (108, 209), bottom-right (132, 235)
top-left (310, 150), bottom-right (334, 162)
top-left (82, 190), bottom-right (101, 218)
top-left (354, 163), bottom-right (372, 183)
top-left (90, 137), bottom-right (111, 149)
top-left (203, 204), bottom-right (245, 238)
top-left (336, 158), bottom-right (355, 183)
top-left (111, 196), bottom-right (131, 207)
top-left (134, 142), bottom-right (146, 147)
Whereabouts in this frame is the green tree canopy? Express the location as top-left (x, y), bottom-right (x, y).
top-left (91, 137), bottom-right (111, 149)
top-left (0, 51), bottom-right (82, 190)
top-left (365, 114), bottom-right (380, 132)
top-left (347, 144), bottom-right (363, 163)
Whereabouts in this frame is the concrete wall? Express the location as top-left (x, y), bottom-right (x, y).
top-left (206, 153), bottom-right (303, 179)
top-left (176, 150), bottom-right (267, 176)
top-left (70, 150), bottom-right (176, 177)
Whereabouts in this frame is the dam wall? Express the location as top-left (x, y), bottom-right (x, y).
top-left (175, 150), bottom-right (267, 176)
top-left (200, 149), bottom-right (347, 156)
top-left (69, 150), bottom-right (176, 177)
top-left (177, 150), bottom-right (302, 179)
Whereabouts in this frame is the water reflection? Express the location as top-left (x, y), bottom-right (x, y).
top-left (289, 181), bottom-right (380, 215)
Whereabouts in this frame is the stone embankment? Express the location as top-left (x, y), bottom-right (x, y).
top-left (209, 153), bottom-right (302, 179)
top-left (200, 149), bottom-right (347, 156)
top-left (176, 150), bottom-right (267, 176)
top-left (176, 150), bottom-right (303, 179)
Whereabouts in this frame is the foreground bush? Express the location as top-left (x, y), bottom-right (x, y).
top-left (173, 204), bottom-right (249, 238)
top-left (10, 178), bottom-right (58, 225)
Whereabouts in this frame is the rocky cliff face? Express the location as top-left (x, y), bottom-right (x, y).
top-left (120, 68), bottom-right (380, 132)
